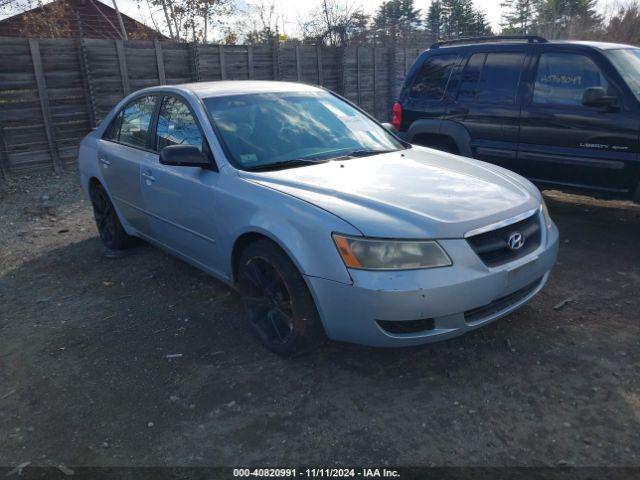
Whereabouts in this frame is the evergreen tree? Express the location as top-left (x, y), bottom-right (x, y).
top-left (537, 0), bottom-right (602, 38)
top-left (426, 0), bottom-right (444, 39)
top-left (373, 0), bottom-right (422, 41)
top-left (501, 0), bottom-right (540, 34)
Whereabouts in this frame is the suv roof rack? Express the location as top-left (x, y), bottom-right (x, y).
top-left (431, 35), bottom-right (548, 49)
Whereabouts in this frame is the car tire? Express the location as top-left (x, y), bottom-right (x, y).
top-left (237, 239), bottom-right (325, 356)
top-left (89, 182), bottom-right (133, 250)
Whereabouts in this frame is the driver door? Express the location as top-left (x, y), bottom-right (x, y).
top-left (518, 49), bottom-right (640, 193)
top-left (139, 94), bottom-right (224, 276)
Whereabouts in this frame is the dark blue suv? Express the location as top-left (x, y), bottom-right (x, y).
top-left (393, 36), bottom-right (640, 202)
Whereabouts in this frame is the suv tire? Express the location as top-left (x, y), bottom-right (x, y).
top-left (237, 239), bottom-right (325, 356)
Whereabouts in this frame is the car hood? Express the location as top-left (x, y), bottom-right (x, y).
top-left (239, 146), bottom-right (541, 238)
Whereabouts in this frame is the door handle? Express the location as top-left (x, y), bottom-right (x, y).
top-left (99, 157), bottom-right (111, 166)
top-left (141, 171), bottom-right (156, 183)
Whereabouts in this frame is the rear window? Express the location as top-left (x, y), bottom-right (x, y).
top-left (457, 52), bottom-right (525, 105)
top-left (408, 54), bottom-right (458, 100)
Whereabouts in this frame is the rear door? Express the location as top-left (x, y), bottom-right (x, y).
top-left (98, 95), bottom-right (157, 235)
top-left (518, 47), bottom-right (640, 193)
top-left (446, 47), bottom-right (528, 170)
top-left (401, 53), bottom-right (459, 128)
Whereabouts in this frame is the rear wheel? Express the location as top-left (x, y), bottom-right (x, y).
top-left (237, 239), bottom-right (325, 356)
top-left (89, 182), bottom-right (133, 250)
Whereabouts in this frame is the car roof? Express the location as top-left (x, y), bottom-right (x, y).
top-left (167, 80), bottom-right (324, 99)
top-left (429, 39), bottom-right (638, 52)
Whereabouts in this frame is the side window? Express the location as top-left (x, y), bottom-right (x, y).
top-left (457, 53), bottom-right (525, 104)
top-left (408, 54), bottom-right (458, 100)
top-left (103, 111), bottom-right (123, 141)
top-left (116, 96), bottom-right (156, 148)
top-left (477, 53), bottom-right (525, 104)
top-left (458, 53), bottom-right (485, 101)
top-left (156, 96), bottom-right (203, 152)
top-left (533, 53), bottom-right (609, 106)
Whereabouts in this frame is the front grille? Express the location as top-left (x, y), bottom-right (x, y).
top-left (377, 318), bottom-right (435, 335)
top-left (464, 277), bottom-right (543, 323)
top-left (467, 213), bottom-right (541, 267)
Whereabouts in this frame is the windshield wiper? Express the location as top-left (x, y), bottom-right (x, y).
top-left (330, 148), bottom-right (400, 160)
top-left (246, 159), bottom-right (328, 172)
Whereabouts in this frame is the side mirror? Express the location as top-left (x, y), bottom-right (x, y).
top-left (159, 145), bottom-right (213, 169)
top-left (381, 122), bottom-right (396, 132)
top-left (582, 87), bottom-right (618, 109)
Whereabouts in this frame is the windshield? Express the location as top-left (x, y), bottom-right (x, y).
top-left (203, 91), bottom-right (404, 170)
top-left (606, 48), bottom-right (640, 101)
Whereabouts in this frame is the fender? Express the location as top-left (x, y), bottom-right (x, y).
top-left (405, 119), bottom-right (473, 158)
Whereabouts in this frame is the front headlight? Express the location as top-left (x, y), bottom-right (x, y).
top-left (541, 199), bottom-right (553, 229)
top-left (332, 234), bottom-right (452, 270)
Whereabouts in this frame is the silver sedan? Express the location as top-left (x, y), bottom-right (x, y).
top-left (78, 81), bottom-right (558, 355)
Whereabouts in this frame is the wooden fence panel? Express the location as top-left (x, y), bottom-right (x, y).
top-left (0, 37), bottom-right (426, 176)
top-left (0, 38), bottom-right (49, 173)
top-left (40, 38), bottom-right (91, 167)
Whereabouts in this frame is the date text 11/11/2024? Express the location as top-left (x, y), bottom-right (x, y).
top-left (233, 468), bottom-right (401, 477)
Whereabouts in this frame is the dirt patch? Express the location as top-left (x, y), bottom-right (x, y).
top-left (0, 170), bottom-right (639, 467)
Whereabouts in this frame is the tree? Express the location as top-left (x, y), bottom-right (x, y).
top-left (426, 0), bottom-right (444, 40)
top-left (243, 0), bottom-right (281, 44)
top-left (372, 0), bottom-right (421, 43)
top-left (605, 2), bottom-right (640, 45)
top-left (300, 0), bottom-right (367, 47)
top-left (501, 0), bottom-right (540, 34)
top-left (141, 0), bottom-right (232, 42)
top-left (536, 0), bottom-right (602, 38)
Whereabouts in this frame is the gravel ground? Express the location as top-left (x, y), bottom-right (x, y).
top-left (0, 170), bottom-right (639, 468)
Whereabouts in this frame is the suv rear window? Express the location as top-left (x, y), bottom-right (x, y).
top-left (408, 54), bottom-right (458, 100)
top-left (457, 52), bottom-right (525, 105)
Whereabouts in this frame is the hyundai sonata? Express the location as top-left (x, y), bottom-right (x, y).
top-left (78, 81), bottom-right (559, 355)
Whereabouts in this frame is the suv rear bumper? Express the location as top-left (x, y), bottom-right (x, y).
top-left (306, 222), bottom-right (559, 347)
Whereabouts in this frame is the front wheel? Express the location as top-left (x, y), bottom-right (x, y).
top-left (237, 239), bottom-right (325, 356)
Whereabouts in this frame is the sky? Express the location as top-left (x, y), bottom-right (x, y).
top-left (111, 0), bottom-right (506, 39)
top-left (0, 0), bottom-right (619, 39)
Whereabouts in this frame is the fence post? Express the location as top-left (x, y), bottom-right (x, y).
top-left (0, 127), bottom-right (9, 179)
top-left (272, 37), bottom-right (280, 80)
top-left (29, 39), bottom-right (62, 173)
top-left (190, 43), bottom-right (201, 82)
top-left (77, 37), bottom-right (97, 128)
top-left (115, 39), bottom-right (130, 96)
top-left (387, 38), bottom-right (400, 121)
top-left (295, 45), bottom-right (302, 81)
top-left (155, 40), bottom-right (166, 85)
top-left (247, 45), bottom-right (254, 79)
top-left (316, 45), bottom-right (323, 86)
top-left (356, 46), bottom-right (361, 106)
top-left (337, 46), bottom-right (345, 96)
top-left (219, 44), bottom-right (226, 80)
top-left (372, 47), bottom-right (377, 119)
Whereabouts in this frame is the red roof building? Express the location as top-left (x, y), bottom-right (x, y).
top-left (0, 0), bottom-right (166, 39)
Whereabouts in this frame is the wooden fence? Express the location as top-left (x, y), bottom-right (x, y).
top-left (0, 37), bottom-right (424, 177)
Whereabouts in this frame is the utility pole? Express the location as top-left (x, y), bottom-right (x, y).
top-left (112, 0), bottom-right (128, 40)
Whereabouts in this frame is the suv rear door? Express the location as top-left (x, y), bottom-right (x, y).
top-left (518, 45), bottom-right (640, 194)
top-left (445, 46), bottom-right (529, 170)
top-left (401, 52), bottom-right (460, 129)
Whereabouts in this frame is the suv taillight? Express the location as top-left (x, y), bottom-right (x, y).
top-left (392, 102), bottom-right (402, 131)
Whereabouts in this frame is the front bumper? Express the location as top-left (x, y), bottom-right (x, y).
top-left (306, 221), bottom-right (559, 347)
